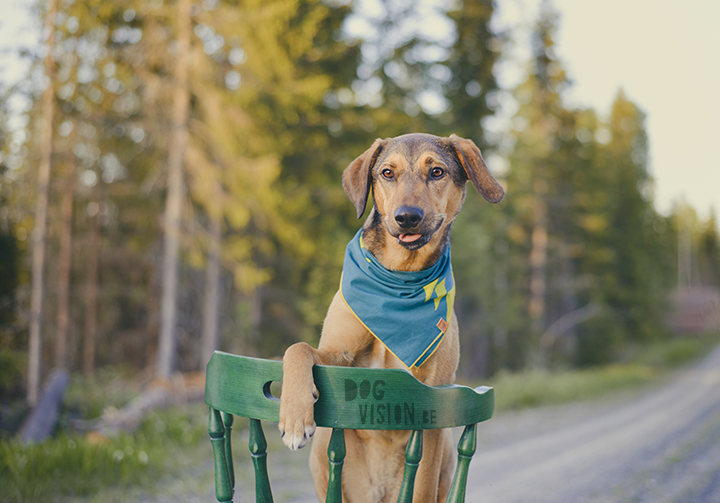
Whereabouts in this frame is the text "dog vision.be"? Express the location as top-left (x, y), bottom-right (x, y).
top-left (344, 379), bottom-right (438, 427)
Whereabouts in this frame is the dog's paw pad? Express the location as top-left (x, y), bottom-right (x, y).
top-left (281, 422), bottom-right (316, 450)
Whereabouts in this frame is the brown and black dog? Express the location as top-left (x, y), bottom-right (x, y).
top-left (279, 133), bottom-right (504, 503)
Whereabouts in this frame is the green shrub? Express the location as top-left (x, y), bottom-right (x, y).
top-left (574, 312), bottom-right (624, 367)
top-left (0, 350), bottom-right (25, 398)
top-left (622, 333), bottom-right (720, 368)
top-left (62, 366), bottom-right (140, 421)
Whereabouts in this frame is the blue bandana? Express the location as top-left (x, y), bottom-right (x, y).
top-left (340, 230), bottom-right (455, 369)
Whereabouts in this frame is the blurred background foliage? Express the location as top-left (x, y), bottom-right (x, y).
top-left (1, 0), bottom-right (719, 500)
top-left (0, 0), bottom-right (719, 410)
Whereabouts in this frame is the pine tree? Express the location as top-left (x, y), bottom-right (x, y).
top-left (601, 91), bottom-right (664, 341)
top-left (504, 2), bottom-right (574, 366)
top-left (27, 0), bottom-right (58, 405)
top-left (54, 118), bottom-right (76, 369)
top-left (442, 0), bottom-right (500, 147)
top-left (156, 0), bottom-right (192, 380)
top-left (0, 96), bottom-right (21, 350)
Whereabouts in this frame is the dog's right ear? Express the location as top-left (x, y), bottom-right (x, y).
top-left (342, 138), bottom-right (386, 219)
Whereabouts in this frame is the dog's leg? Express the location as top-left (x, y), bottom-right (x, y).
top-left (279, 291), bottom-right (372, 451)
top-left (437, 428), bottom-right (456, 503)
top-left (279, 340), bottom-right (357, 450)
top-left (412, 428), bottom-right (454, 502)
top-left (279, 341), bottom-right (323, 450)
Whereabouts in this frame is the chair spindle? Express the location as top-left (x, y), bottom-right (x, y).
top-left (222, 412), bottom-right (235, 492)
top-left (249, 418), bottom-right (274, 503)
top-left (325, 428), bottom-right (346, 503)
top-left (446, 423), bottom-right (477, 503)
top-left (209, 407), bottom-right (234, 503)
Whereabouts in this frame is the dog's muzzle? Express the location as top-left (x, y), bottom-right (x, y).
top-left (391, 208), bottom-right (444, 251)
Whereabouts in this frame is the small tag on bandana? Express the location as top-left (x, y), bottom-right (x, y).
top-left (436, 318), bottom-right (448, 333)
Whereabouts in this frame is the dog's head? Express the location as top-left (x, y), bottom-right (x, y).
top-left (343, 133), bottom-right (504, 254)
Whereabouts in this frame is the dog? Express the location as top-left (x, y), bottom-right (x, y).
top-left (279, 133), bottom-right (504, 502)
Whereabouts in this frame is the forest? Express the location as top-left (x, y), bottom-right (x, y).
top-left (1, 0), bottom-right (719, 412)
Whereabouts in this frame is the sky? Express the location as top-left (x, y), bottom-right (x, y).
top-left (1, 0), bottom-right (719, 219)
top-left (493, 0), bottom-right (720, 218)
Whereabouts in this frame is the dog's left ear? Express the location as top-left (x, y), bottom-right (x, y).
top-left (343, 138), bottom-right (386, 219)
top-left (449, 134), bottom-right (504, 203)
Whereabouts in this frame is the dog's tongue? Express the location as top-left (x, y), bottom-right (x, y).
top-left (399, 233), bottom-right (422, 243)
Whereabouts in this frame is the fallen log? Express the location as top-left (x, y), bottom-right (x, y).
top-left (19, 368), bottom-right (70, 443)
top-left (72, 371), bottom-right (206, 437)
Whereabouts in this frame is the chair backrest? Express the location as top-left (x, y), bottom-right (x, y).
top-left (204, 351), bottom-right (494, 503)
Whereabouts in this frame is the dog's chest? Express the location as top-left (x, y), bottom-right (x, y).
top-left (353, 330), bottom-right (442, 386)
top-left (354, 337), bottom-right (409, 373)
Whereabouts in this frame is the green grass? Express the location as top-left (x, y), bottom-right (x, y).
top-left (489, 364), bottom-right (658, 411)
top-left (488, 333), bottom-right (720, 412)
top-left (0, 403), bottom-right (209, 503)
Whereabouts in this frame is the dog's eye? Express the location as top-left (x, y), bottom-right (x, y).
top-left (430, 167), bottom-right (445, 178)
top-left (381, 169), bottom-right (394, 180)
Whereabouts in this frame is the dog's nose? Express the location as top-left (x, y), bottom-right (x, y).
top-left (394, 206), bottom-right (424, 228)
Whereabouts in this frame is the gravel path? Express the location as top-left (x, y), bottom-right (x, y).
top-left (466, 343), bottom-right (720, 503)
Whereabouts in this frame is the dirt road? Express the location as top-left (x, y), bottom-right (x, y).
top-left (466, 343), bottom-right (720, 503)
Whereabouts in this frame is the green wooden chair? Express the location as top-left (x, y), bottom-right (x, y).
top-left (204, 351), bottom-right (494, 503)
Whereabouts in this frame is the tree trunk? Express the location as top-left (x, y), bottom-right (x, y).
top-left (493, 239), bottom-right (509, 361)
top-left (55, 120), bottom-right (76, 370)
top-left (157, 0), bottom-right (191, 379)
top-left (27, 0), bottom-right (57, 406)
top-left (528, 195), bottom-right (548, 340)
top-left (83, 193), bottom-right (100, 377)
top-left (201, 214), bottom-right (222, 369)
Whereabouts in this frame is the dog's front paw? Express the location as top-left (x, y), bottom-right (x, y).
top-left (278, 384), bottom-right (319, 450)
